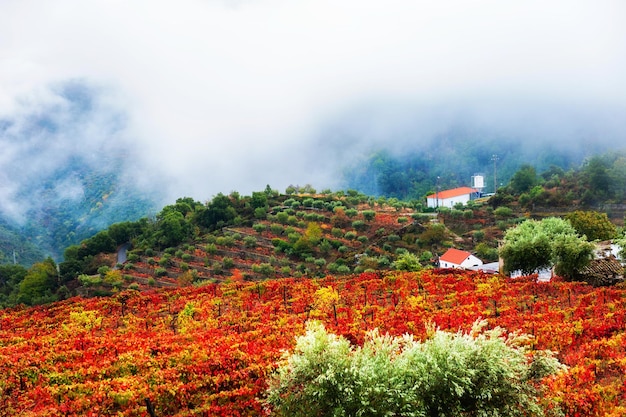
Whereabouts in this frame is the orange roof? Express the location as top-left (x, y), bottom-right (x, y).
top-left (426, 187), bottom-right (478, 200)
top-left (440, 248), bottom-right (472, 265)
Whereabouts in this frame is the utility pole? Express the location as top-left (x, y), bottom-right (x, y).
top-left (436, 176), bottom-right (440, 208)
top-left (491, 154), bottom-right (499, 193)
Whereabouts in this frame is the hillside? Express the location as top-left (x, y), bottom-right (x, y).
top-left (69, 190), bottom-right (501, 296)
top-left (1, 270), bottom-right (625, 415)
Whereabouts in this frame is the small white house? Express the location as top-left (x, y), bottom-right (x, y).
top-left (426, 187), bottom-right (479, 209)
top-left (439, 248), bottom-right (484, 269)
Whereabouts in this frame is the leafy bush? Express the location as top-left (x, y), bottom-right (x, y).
top-left (252, 223), bottom-right (267, 234)
top-left (266, 321), bottom-right (564, 417)
top-left (351, 220), bottom-right (366, 230)
top-left (494, 206), bottom-right (514, 218)
top-left (392, 252), bottom-right (421, 271)
top-left (222, 257), bottom-right (234, 269)
top-left (387, 234), bottom-right (400, 242)
top-left (243, 236), bottom-right (257, 248)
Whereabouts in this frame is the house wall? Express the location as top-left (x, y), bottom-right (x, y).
top-left (439, 260), bottom-right (461, 268)
top-left (440, 255), bottom-right (483, 269)
top-left (426, 194), bottom-right (472, 209)
top-left (460, 254), bottom-right (483, 268)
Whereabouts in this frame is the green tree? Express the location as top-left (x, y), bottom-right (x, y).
top-left (156, 210), bottom-right (188, 248)
top-left (362, 210), bottom-right (376, 222)
top-left (564, 210), bottom-right (616, 241)
top-left (581, 155), bottom-right (611, 202)
top-left (392, 252), bottom-right (423, 271)
top-left (266, 321), bottom-right (564, 417)
top-left (17, 258), bottom-right (58, 305)
top-left (195, 193), bottom-right (236, 229)
top-left (250, 191), bottom-right (268, 209)
top-left (500, 217), bottom-right (594, 279)
top-left (509, 164), bottom-right (539, 194)
top-left (0, 264), bottom-right (28, 307)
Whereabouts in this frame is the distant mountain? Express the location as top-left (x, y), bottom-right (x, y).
top-left (342, 126), bottom-right (612, 200)
top-left (0, 82), bottom-right (161, 265)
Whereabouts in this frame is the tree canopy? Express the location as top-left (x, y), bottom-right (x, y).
top-left (500, 217), bottom-right (594, 279)
top-left (564, 210), bottom-right (616, 241)
top-left (266, 321), bottom-right (564, 417)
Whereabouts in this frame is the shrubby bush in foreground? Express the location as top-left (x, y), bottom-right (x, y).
top-left (266, 320), bottom-right (565, 417)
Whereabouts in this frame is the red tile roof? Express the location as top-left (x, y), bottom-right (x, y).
top-left (440, 248), bottom-right (472, 265)
top-left (426, 187), bottom-right (478, 200)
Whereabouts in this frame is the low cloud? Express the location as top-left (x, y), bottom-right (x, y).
top-left (1, 0), bottom-right (625, 207)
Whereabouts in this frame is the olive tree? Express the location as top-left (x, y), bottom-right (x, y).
top-left (500, 217), bottom-right (594, 279)
top-left (564, 210), bottom-right (616, 241)
top-left (266, 321), bottom-right (564, 417)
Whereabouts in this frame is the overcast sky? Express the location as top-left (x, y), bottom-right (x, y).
top-left (1, 0), bottom-right (625, 205)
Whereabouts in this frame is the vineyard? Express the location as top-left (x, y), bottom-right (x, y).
top-left (1, 269), bottom-right (626, 416)
top-left (90, 202), bottom-right (441, 293)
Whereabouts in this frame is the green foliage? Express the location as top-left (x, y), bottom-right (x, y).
top-left (344, 208), bottom-right (358, 218)
top-left (494, 206), bottom-right (514, 218)
top-left (252, 223), bottom-right (267, 234)
top-left (243, 236), bottom-right (257, 248)
top-left (17, 258), bottom-right (59, 306)
top-left (252, 263), bottom-right (274, 277)
top-left (222, 257), bottom-right (234, 269)
top-left (392, 252), bottom-right (423, 271)
top-left (266, 321), bottom-right (564, 417)
top-left (276, 212), bottom-right (289, 225)
top-left (475, 243), bottom-right (499, 262)
top-left (565, 210), bottom-right (616, 241)
top-left (418, 224), bottom-right (446, 247)
top-left (195, 193), bottom-right (237, 230)
top-left (270, 224), bottom-right (284, 235)
top-left (362, 210), bottom-right (376, 222)
top-left (509, 164), bottom-right (539, 194)
top-left (155, 210), bottom-right (188, 248)
top-left (500, 217), bottom-right (594, 278)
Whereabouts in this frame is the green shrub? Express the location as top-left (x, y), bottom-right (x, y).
top-left (243, 236), bottom-right (257, 248)
top-left (387, 234), bottom-right (400, 242)
top-left (494, 206), bottom-right (514, 218)
top-left (266, 321), bottom-right (564, 417)
top-left (222, 257), bottom-right (234, 269)
top-left (253, 223), bottom-right (267, 234)
top-left (127, 253), bottom-right (140, 263)
top-left (336, 265), bottom-right (351, 274)
top-left (351, 220), bottom-right (366, 230)
top-left (270, 224), bottom-right (284, 235)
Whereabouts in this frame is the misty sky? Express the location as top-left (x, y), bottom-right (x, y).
top-left (1, 0), bottom-right (625, 206)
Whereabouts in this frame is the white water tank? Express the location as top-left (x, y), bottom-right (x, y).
top-left (471, 175), bottom-right (484, 189)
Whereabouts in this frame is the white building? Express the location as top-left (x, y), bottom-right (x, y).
top-left (439, 248), bottom-right (484, 269)
top-left (426, 186), bottom-right (479, 209)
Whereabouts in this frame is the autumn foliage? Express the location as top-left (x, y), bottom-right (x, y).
top-left (1, 270), bottom-right (626, 416)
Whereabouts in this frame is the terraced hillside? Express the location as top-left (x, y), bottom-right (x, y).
top-left (99, 199), bottom-right (441, 292)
